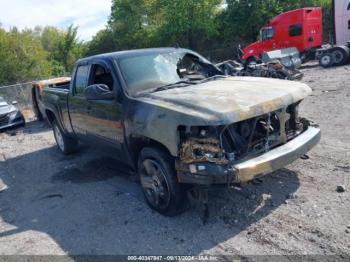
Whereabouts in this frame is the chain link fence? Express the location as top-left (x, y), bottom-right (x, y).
top-left (0, 82), bottom-right (35, 120)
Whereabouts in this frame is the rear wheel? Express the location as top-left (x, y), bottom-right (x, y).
top-left (331, 46), bottom-right (349, 66)
top-left (52, 119), bottom-right (78, 154)
top-left (138, 147), bottom-right (186, 216)
top-left (319, 53), bottom-right (333, 68)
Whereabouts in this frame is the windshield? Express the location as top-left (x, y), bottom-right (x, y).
top-left (117, 50), bottom-right (221, 96)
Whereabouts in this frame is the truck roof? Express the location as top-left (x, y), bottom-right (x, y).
top-left (268, 7), bottom-right (322, 26)
top-left (77, 47), bottom-right (192, 64)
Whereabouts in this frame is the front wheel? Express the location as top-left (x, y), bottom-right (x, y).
top-left (319, 53), bottom-right (333, 68)
top-left (52, 119), bottom-right (78, 155)
top-left (138, 147), bottom-right (186, 216)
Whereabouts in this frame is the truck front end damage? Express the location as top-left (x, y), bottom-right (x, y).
top-left (176, 102), bottom-right (321, 185)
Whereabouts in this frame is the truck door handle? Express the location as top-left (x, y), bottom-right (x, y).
top-left (85, 106), bottom-right (92, 114)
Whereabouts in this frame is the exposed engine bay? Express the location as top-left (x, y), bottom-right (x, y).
top-left (178, 102), bottom-right (308, 165)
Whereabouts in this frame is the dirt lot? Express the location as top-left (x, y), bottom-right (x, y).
top-left (0, 64), bottom-right (349, 257)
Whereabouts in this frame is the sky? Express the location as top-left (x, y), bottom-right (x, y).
top-left (0, 0), bottom-right (112, 41)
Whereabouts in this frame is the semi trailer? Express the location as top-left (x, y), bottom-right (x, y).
top-left (318, 0), bottom-right (350, 67)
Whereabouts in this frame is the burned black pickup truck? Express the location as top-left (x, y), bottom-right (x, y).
top-left (42, 48), bottom-right (321, 216)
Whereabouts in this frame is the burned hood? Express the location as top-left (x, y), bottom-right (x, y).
top-left (137, 77), bottom-right (312, 125)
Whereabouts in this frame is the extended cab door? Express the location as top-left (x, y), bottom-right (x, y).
top-left (69, 60), bottom-right (124, 150)
top-left (84, 61), bottom-right (124, 149)
top-left (69, 63), bottom-right (91, 137)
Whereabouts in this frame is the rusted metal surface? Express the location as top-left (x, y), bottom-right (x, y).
top-left (179, 137), bottom-right (228, 164)
top-left (33, 77), bottom-right (71, 92)
top-left (134, 76), bottom-right (312, 156)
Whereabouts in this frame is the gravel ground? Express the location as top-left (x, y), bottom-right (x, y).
top-left (0, 64), bottom-right (349, 257)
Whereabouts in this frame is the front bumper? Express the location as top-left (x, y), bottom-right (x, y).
top-left (176, 126), bottom-right (321, 185)
top-left (0, 114), bottom-right (25, 131)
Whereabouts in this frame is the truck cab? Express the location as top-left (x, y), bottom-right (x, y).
top-left (242, 8), bottom-right (323, 63)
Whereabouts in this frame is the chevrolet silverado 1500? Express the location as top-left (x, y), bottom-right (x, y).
top-left (42, 48), bottom-right (321, 216)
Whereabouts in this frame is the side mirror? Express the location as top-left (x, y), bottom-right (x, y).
top-left (12, 101), bottom-right (18, 105)
top-left (84, 84), bottom-right (114, 100)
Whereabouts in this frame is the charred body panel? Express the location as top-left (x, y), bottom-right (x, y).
top-left (130, 76), bottom-right (312, 156)
top-left (175, 100), bottom-right (320, 185)
top-left (42, 47), bottom-right (320, 187)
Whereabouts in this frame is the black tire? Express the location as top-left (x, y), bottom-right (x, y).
top-left (319, 53), bottom-right (333, 68)
top-left (138, 147), bottom-right (186, 216)
top-left (331, 46), bottom-right (350, 66)
top-left (52, 119), bottom-right (78, 155)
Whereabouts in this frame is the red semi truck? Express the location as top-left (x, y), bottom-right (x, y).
top-left (242, 7), bottom-right (323, 64)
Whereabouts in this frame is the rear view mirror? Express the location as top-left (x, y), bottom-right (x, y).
top-left (84, 84), bottom-right (114, 100)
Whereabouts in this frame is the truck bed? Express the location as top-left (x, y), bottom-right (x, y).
top-left (42, 87), bottom-right (73, 134)
top-left (32, 77), bottom-right (71, 120)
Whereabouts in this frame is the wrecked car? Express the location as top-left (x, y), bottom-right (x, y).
top-left (0, 96), bottom-right (25, 131)
top-left (42, 48), bottom-right (321, 216)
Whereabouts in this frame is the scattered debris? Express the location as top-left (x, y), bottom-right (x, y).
top-left (216, 59), bottom-right (304, 80)
top-left (39, 194), bottom-right (63, 200)
top-left (287, 193), bottom-right (299, 200)
top-left (0, 180), bottom-right (8, 193)
top-left (300, 154), bottom-right (310, 160)
top-left (336, 185), bottom-right (346, 193)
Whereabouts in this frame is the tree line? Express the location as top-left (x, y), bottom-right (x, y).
top-left (0, 0), bottom-right (332, 85)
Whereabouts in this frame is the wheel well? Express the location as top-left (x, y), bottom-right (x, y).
top-left (31, 87), bottom-right (40, 117)
top-left (45, 110), bottom-right (56, 125)
top-left (128, 136), bottom-right (174, 167)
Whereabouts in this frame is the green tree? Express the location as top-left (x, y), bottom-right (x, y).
top-left (39, 25), bottom-right (86, 75)
top-left (155, 0), bottom-right (222, 49)
top-left (86, 29), bottom-right (118, 56)
top-left (0, 27), bottom-right (51, 85)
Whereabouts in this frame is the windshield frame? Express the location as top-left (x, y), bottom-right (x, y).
top-left (114, 49), bottom-right (220, 97)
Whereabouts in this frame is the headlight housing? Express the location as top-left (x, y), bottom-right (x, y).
top-left (8, 110), bottom-right (20, 121)
top-left (178, 126), bottom-right (228, 164)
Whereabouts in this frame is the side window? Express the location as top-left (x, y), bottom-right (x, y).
top-left (289, 24), bottom-right (303, 37)
top-left (261, 27), bottom-right (274, 41)
top-left (90, 64), bottom-right (114, 91)
top-left (74, 65), bottom-right (89, 95)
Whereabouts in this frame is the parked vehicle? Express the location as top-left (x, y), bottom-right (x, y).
top-left (42, 48), bottom-right (321, 216)
top-left (0, 96), bottom-right (25, 131)
top-left (242, 8), bottom-right (323, 64)
top-left (318, 0), bottom-right (350, 67)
